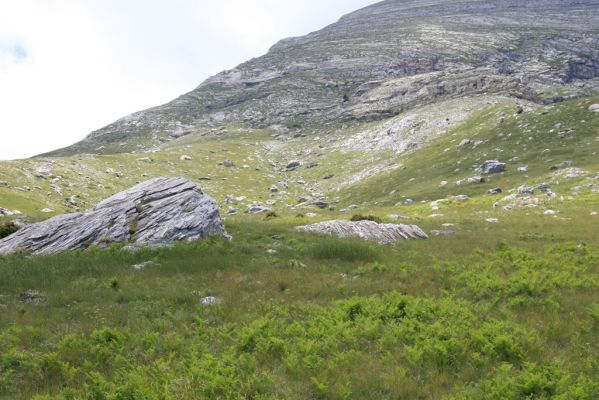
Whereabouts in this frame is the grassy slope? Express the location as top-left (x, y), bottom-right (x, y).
top-left (0, 96), bottom-right (598, 399)
top-left (0, 211), bottom-right (598, 399)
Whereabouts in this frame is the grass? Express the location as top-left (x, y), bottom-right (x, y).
top-left (0, 95), bottom-right (598, 398)
top-left (0, 206), bottom-right (598, 399)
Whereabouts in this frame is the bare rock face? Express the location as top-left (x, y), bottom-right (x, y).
top-left (296, 220), bottom-right (428, 245)
top-left (0, 177), bottom-right (229, 255)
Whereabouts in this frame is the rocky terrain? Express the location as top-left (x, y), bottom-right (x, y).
top-left (42, 0), bottom-right (599, 157)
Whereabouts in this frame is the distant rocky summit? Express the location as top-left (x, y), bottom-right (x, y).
top-left (0, 177), bottom-right (228, 255)
top-left (44, 0), bottom-right (599, 156)
top-left (296, 220), bottom-right (428, 245)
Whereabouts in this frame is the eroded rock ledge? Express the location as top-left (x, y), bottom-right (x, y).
top-left (0, 177), bottom-right (229, 255)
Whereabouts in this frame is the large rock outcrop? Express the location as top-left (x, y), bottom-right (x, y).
top-left (296, 220), bottom-right (428, 245)
top-left (0, 177), bottom-right (229, 255)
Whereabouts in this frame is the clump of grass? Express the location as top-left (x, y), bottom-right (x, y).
top-left (264, 211), bottom-right (279, 220)
top-left (305, 237), bottom-right (381, 262)
top-left (350, 214), bottom-right (383, 223)
top-left (0, 221), bottom-right (19, 239)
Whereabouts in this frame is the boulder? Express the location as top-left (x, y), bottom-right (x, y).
top-left (0, 177), bottom-right (229, 255)
top-left (296, 220), bottom-right (428, 245)
top-left (246, 204), bottom-right (271, 214)
top-left (479, 160), bottom-right (506, 174)
top-left (285, 160), bottom-right (302, 171)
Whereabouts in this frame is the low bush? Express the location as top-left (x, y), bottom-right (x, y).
top-left (0, 221), bottom-right (19, 239)
top-left (350, 214), bottom-right (383, 224)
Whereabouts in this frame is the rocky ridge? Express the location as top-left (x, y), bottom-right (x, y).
top-left (44, 0), bottom-right (599, 156)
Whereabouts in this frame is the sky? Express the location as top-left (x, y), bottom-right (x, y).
top-left (0, 0), bottom-right (377, 160)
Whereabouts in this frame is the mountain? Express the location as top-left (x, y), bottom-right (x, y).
top-left (44, 0), bottom-right (599, 156)
top-left (0, 0), bottom-right (598, 221)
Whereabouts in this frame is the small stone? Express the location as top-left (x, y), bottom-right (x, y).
top-left (19, 290), bottom-right (46, 305)
top-left (589, 104), bottom-right (599, 113)
top-left (544, 210), bottom-right (556, 215)
top-left (201, 296), bottom-right (221, 306)
top-left (518, 185), bottom-right (534, 195)
top-left (270, 185), bottom-right (279, 193)
top-left (479, 160), bottom-right (506, 174)
top-left (41, 208), bottom-right (53, 213)
top-left (312, 199), bottom-right (329, 209)
top-left (180, 155), bottom-right (192, 161)
top-left (285, 160), bottom-right (302, 171)
top-left (517, 166), bottom-right (528, 173)
top-left (431, 230), bottom-right (455, 237)
top-left (323, 174), bottom-right (335, 180)
top-left (485, 218), bottom-right (499, 223)
top-left (487, 187), bottom-right (502, 195)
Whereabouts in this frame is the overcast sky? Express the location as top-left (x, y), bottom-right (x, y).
top-left (0, 0), bottom-right (377, 160)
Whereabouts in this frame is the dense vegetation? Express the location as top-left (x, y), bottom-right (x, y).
top-left (1, 209), bottom-right (598, 399)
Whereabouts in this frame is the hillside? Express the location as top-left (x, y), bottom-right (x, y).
top-left (1, 1), bottom-right (599, 399)
top-left (42, 0), bottom-right (599, 156)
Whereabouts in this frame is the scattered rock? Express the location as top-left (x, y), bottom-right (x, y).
top-left (132, 261), bottom-right (158, 270)
top-left (458, 139), bottom-right (471, 147)
top-left (467, 176), bottom-right (485, 184)
top-left (222, 160), bottom-right (235, 168)
top-left (285, 160), bottom-right (302, 171)
top-left (487, 187), bottom-right (502, 195)
top-left (246, 204), bottom-right (271, 214)
top-left (41, 208), bottom-right (54, 213)
top-left (518, 185), bottom-right (534, 195)
top-left (34, 166), bottom-right (52, 179)
top-left (0, 181), bottom-right (7, 187)
top-left (201, 296), bottom-right (221, 306)
top-left (227, 207), bottom-right (239, 214)
top-left (431, 230), bottom-right (455, 237)
top-left (479, 160), bottom-right (506, 174)
top-left (19, 290), bottom-right (46, 305)
top-left (551, 161), bottom-right (573, 170)
top-left (270, 185), bottom-right (279, 193)
top-left (589, 104), bottom-right (599, 113)
top-left (323, 174), bottom-right (335, 180)
top-left (0, 177), bottom-right (229, 255)
top-left (517, 166), bottom-right (529, 173)
top-left (536, 183), bottom-right (551, 192)
top-left (440, 181), bottom-right (448, 187)
top-left (180, 155), bottom-right (192, 161)
top-left (544, 210), bottom-right (556, 215)
top-left (485, 218), bottom-right (499, 223)
top-left (296, 220), bottom-right (428, 245)
top-left (312, 199), bottom-right (329, 209)
top-left (454, 195), bottom-right (470, 201)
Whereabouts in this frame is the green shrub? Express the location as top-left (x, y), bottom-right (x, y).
top-left (350, 214), bottom-right (383, 223)
top-left (0, 221), bottom-right (19, 239)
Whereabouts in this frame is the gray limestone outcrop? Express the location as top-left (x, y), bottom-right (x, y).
top-left (0, 177), bottom-right (229, 255)
top-left (296, 220), bottom-right (428, 245)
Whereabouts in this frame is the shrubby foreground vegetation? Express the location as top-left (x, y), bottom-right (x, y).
top-left (1, 210), bottom-right (598, 399)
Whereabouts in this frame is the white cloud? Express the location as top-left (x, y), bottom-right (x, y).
top-left (0, 0), bottom-right (376, 160)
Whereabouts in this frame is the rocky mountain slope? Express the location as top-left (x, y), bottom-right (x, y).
top-left (44, 0), bottom-right (599, 156)
top-left (1, 0), bottom-right (598, 224)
